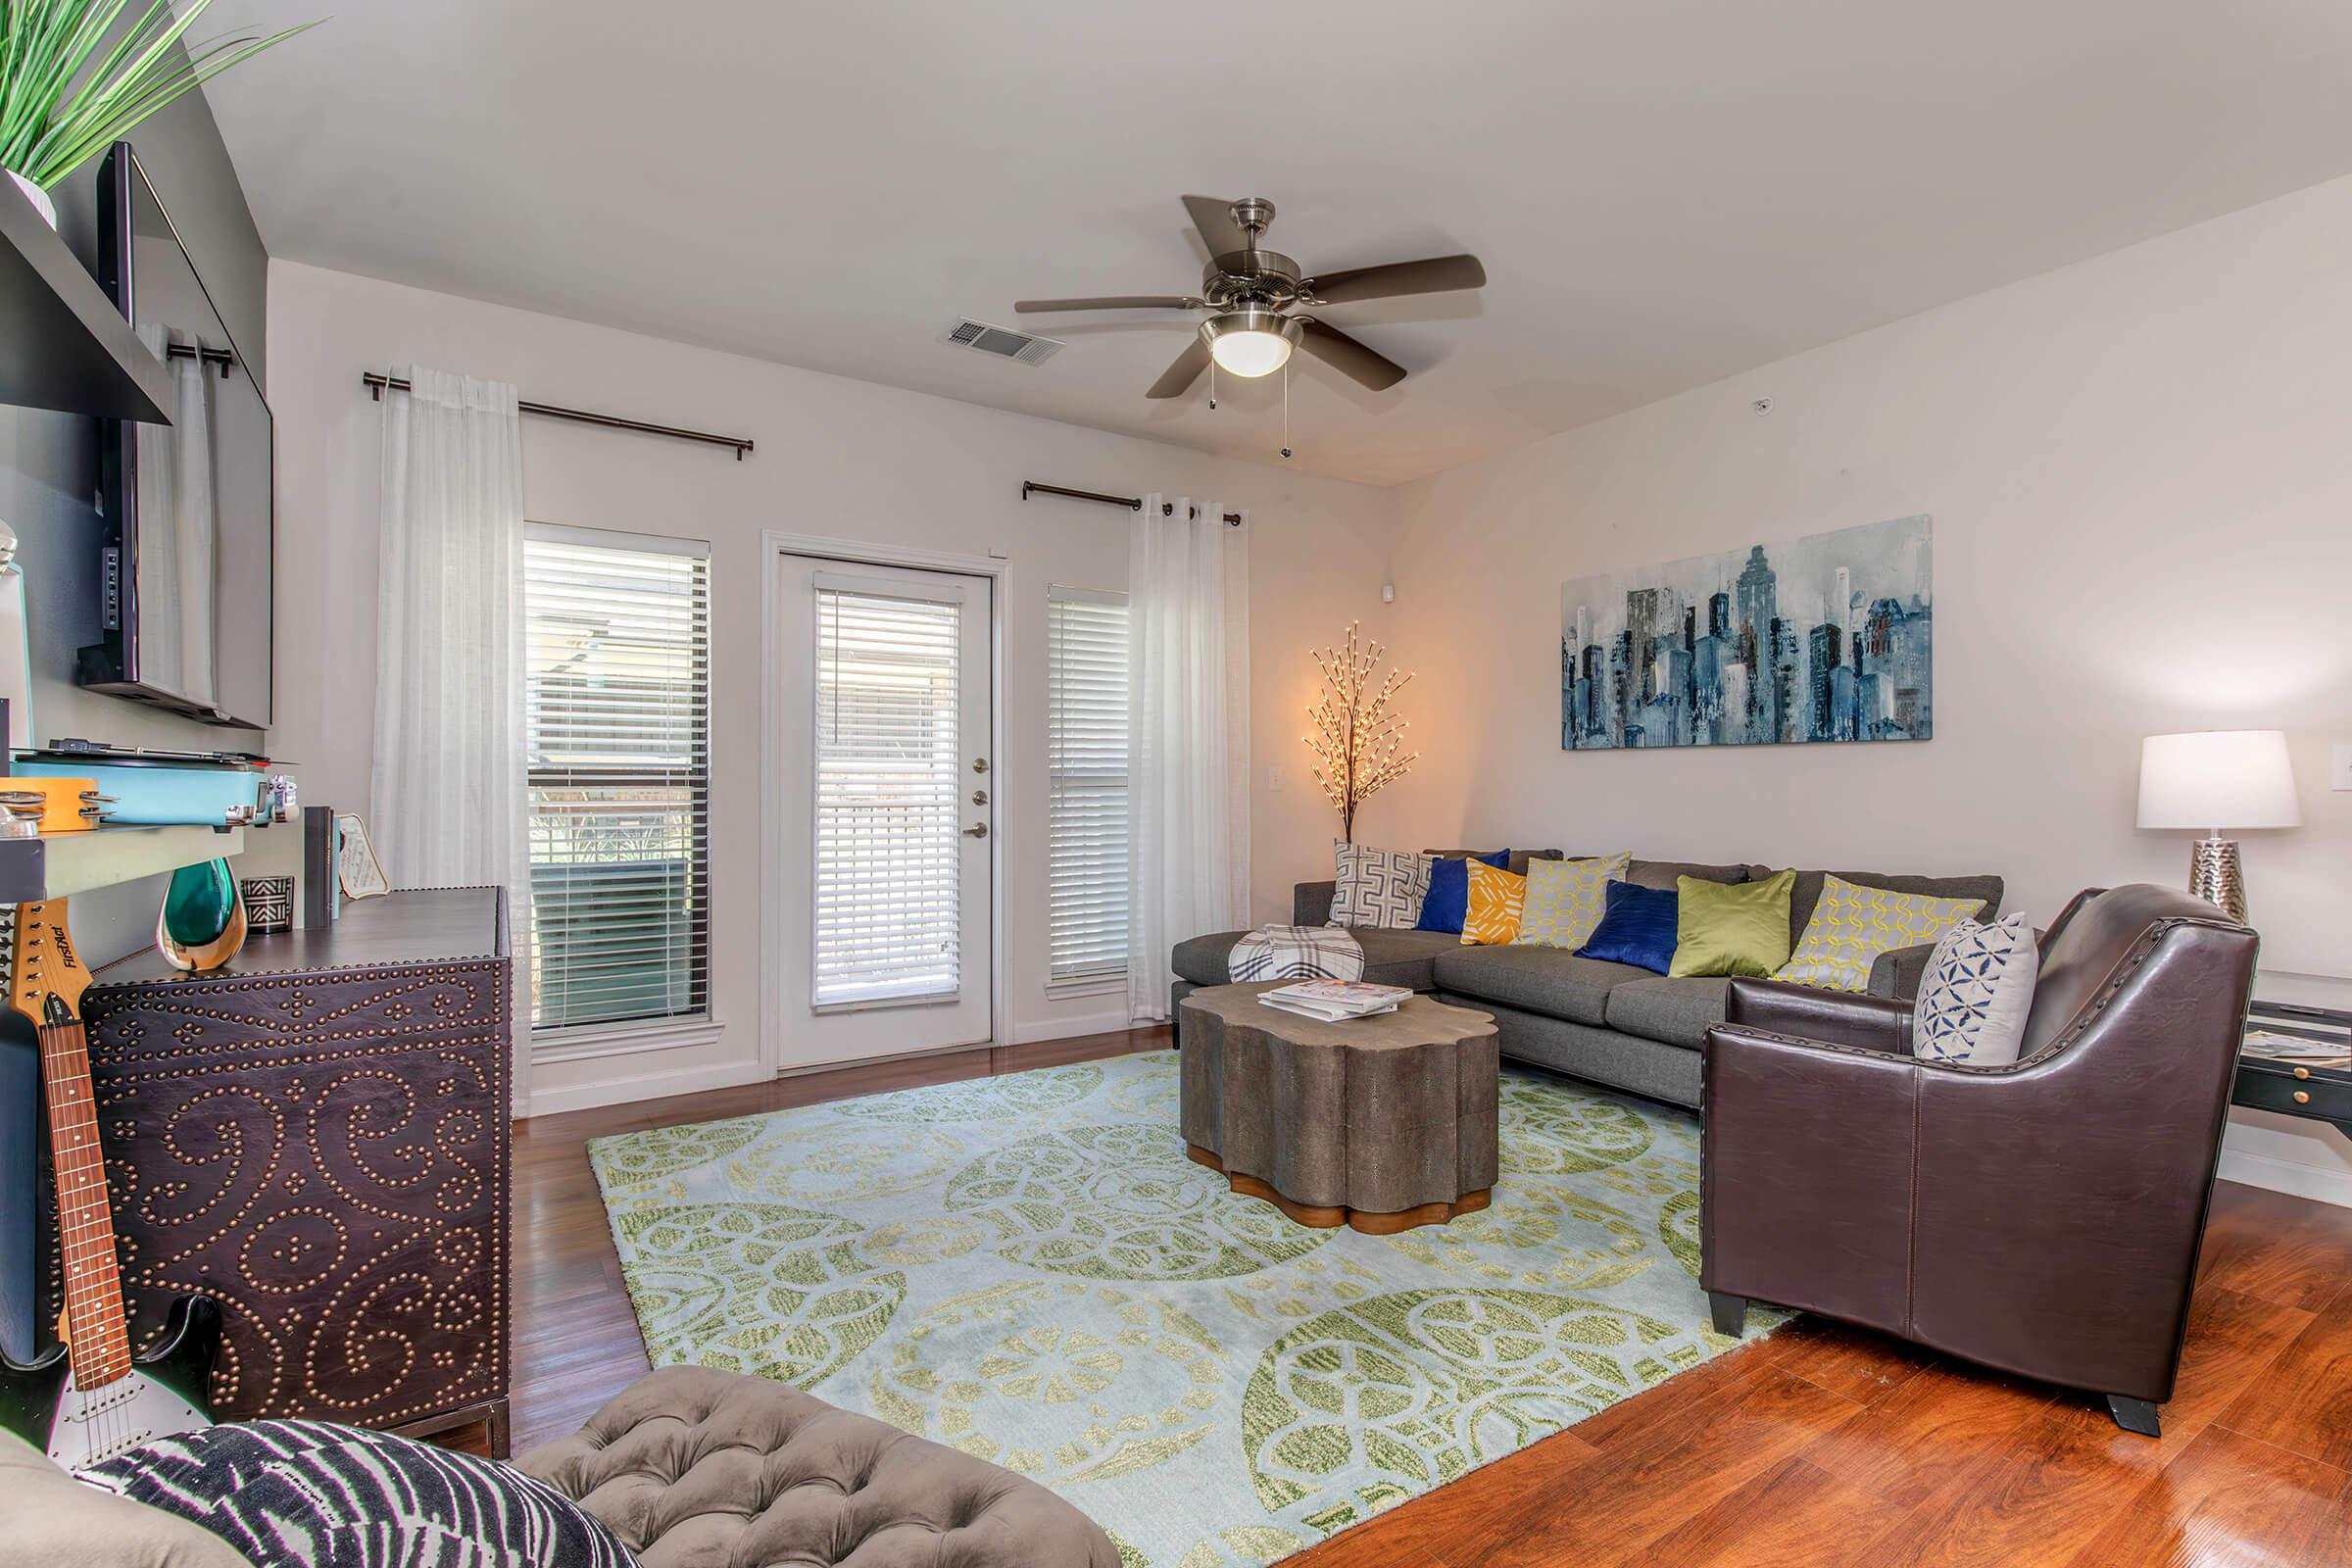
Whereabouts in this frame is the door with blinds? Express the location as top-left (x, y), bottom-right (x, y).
top-left (771, 553), bottom-right (994, 1066)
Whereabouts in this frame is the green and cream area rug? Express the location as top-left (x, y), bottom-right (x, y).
top-left (589, 1050), bottom-right (1772, 1567)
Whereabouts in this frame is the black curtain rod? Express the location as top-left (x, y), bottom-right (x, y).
top-left (362, 372), bottom-right (755, 460)
top-left (1021, 480), bottom-right (1243, 526)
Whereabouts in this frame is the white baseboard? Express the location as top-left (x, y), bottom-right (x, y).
top-left (523, 1057), bottom-right (771, 1118)
top-left (1006, 1007), bottom-right (1135, 1046)
top-left (2217, 1145), bottom-right (2352, 1209)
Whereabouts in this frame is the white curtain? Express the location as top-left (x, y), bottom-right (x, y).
top-left (1127, 495), bottom-right (1250, 1022)
top-left (370, 364), bottom-right (529, 920)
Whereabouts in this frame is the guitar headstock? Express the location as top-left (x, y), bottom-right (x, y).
top-left (8, 899), bottom-right (89, 1027)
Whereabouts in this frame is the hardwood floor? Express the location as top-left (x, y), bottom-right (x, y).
top-left (468, 1028), bottom-right (2352, 1567)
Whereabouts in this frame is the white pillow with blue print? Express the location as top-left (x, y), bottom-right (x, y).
top-left (1913, 912), bottom-right (2039, 1065)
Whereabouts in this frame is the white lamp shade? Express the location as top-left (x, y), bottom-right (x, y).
top-left (2136, 730), bottom-right (2302, 831)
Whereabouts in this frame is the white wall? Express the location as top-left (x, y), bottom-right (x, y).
top-left (1381, 175), bottom-right (2352, 1201)
top-left (259, 261), bottom-right (1395, 1113)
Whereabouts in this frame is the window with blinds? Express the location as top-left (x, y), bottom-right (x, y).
top-left (1047, 586), bottom-right (1130, 987)
top-left (813, 585), bottom-right (963, 1007)
top-left (524, 529), bottom-right (711, 1036)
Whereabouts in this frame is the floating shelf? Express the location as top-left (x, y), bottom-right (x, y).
top-left (0, 824), bottom-right (243, 903)
top-left (0, 173), bottom-right (171, 423)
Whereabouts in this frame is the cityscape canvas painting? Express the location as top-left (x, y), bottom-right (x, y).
top-left (1561, 514), bottom-right (1933, 750)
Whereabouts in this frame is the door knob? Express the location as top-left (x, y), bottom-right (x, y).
top-left (962, 823), bottom-right (989, 839)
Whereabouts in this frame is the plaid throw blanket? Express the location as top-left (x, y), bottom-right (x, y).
top-left (1229, 924), bottom-right (1366, 983)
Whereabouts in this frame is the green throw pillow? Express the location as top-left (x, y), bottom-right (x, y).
top-left (1671, 869), bottom-right (1795, 978)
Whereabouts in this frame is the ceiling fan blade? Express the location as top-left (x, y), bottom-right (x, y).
top-left (1014, 295), bottom-right (1201, 313)
top-left (1306, 254), bottom-right (1487, 305)
top-left (1297, 318), bottom-right (1407, 391)
top-left (1181, 194), bottom-right (1249, 258)
top-left (1146, 335), bottom-right (1212, 400)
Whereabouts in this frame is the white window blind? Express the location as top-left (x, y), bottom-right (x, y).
top-left (524, 529), bottom-right (711, 1035)
top-left (814, 585), bottom-right (962, 1007)
top-left (1047, 586), bottom-right (1130, 985)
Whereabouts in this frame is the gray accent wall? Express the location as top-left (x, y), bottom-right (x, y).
top-left (0, 75), bottom-right (269, 1358)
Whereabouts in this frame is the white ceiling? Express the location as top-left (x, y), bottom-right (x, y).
top-left (193, 0), bottom-right (2352, 486)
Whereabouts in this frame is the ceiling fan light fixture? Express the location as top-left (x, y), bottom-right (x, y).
top-left (1201, 310), bottom-right (1301, 378)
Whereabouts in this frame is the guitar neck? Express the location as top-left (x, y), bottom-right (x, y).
top-left (36, 1016), bottom-right (132, 1391)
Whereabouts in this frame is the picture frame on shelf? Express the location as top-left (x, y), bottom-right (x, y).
top-left (336, 811), bottom-right (390, 900)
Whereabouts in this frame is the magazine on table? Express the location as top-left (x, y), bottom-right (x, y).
top-left (2242, 1029), bottom-right (2352, 1067)
top-left (1257, 980), bottom-right (1412, 1022)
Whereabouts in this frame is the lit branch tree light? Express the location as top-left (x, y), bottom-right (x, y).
top-left (1303, 622), bottom-right (1418, 843)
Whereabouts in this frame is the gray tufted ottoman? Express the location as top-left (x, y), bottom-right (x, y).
top-left (516, 1366), bottom-right (1122, 1568)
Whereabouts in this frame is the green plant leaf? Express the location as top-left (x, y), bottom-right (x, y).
top-left (1, 0), bottom-right (317, 187)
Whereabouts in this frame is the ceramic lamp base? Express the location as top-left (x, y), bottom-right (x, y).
top-left (2187, 837), bottom-right (2247, 925)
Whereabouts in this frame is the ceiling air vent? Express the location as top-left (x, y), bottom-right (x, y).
top-left (943, 318), bottom-right (1064, 367)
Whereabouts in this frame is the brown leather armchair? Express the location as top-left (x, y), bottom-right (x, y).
top-left (1699, 885), bottom-right (2258, 1437)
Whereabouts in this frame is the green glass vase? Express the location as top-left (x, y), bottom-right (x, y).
top-left (158, 858), bottom-right (248, 970)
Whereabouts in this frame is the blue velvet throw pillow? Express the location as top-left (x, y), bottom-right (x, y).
top-left (1575, 880), bottom-right (1681, 973)
top-left (1416, 850), bottom-right (1509, 934)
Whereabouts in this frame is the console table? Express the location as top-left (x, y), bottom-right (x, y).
top-left (55, 887), bottom-right (514, 1453)
top-left (2234, 999), bottom-right (2351, 1141)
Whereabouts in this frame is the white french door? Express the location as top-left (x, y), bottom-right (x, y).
top-left (771, 552), bottom-right (994, 1068)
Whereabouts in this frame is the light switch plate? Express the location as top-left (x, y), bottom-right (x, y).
top-left (1266, 766), bottom-right (1283, 792)
top-left (2333, 744), bottom-right (2352, 791)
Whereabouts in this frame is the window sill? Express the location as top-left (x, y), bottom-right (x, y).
top-left (1046, 972), bottom-right (1127, 1003)
top-left (532, 1016), bottom-right (726, 1064)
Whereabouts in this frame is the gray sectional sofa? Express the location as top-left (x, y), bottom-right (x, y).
top-left (1170, 852), bottom-right (2003, 1108)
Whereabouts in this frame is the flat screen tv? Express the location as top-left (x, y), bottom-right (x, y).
top-left (78, 142), bottom-right (273, 729)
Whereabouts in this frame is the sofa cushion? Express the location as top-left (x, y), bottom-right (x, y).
top-left (1605, 975), bottom-right (1736, 1049)
top-left (84, 1419), bottom-right (634, 1568)
top-left (1461, 858), bottom-right (1529, 945)
top-left (1430, 945), bottom-right (1651, 1025)
top-left (519, 1365), bottom-right (1120, 1568)
top-left (1516, 853), bottom-right (1629, 950)
top-left (1627, 858), bottom-right (1750, 892)
top-left (1173, 927), bottom-right (1460, 992)
top-left (0, 1429), bottom-right (252, 1568)
top-left (1417, 850), bottom-right (1508, 933)
top-left (1329, 842), bottom-right (1432, 928)
top-left (1778, 868), bottom-right (2003, 947)
top-left (1779, 875), bottom-right (1989, 993)
top-left (1672, 868), bottom-right (1795, 978)
top-left (1427, 848), bottom-right (1565, 877)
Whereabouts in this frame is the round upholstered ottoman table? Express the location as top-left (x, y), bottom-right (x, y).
top-left (1177, 981), bottom-right (1499, 1234)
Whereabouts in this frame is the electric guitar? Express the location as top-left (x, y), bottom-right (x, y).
top-left (0, 899), bottom-right (220, 1470)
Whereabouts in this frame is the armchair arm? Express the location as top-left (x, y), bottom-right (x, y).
top-left (1725, 978), bottom-right (1914, 1054)
top-left (1866, 942), bottom-right (1938, 1003)
top-left (1294, 880), bottom-right (1337, 926)
top-left (1700, 1022), bottom-right (1923, 1334)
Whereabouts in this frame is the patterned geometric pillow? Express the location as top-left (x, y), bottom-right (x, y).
top-left (1328, 841), bottom-right (1432, 928)
top-left (1514, 853), bottom-right (1630, 949)
top-left (1776, 874), bottom-right (1984, 993)
top-left (83, 1419), bottom-right (639, 1568)
top-left (1460, 858), bottom-right (1529, 946)
top-left (1914, 914), bottom-right (2040, 1064)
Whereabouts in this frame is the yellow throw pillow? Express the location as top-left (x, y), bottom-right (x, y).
top-left (1514, 853), bottom-right (1631, 949)
top-left (1776, 875), bottom-right (1985, 993)
top-left (1671, 869), bottom-right (1795, 978)
top-left (1461, 858), bottom-right (1529, 946)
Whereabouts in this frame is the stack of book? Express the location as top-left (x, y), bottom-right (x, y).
top-left (1257, 980), bottom-right (1414, 1022)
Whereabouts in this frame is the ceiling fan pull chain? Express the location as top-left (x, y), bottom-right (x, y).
top-left (1207, 358), bottom-right (1217, 411)
top-left (1280, 361), bottom-right (1293, 460)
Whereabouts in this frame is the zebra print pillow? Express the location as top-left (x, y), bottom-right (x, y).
top-left (82, 1420), bottom-right (637, 1568)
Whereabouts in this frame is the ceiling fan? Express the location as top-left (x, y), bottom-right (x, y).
top-left (1015, 195), bottom-right (1486, 400)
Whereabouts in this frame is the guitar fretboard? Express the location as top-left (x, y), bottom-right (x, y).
top-left (37, 1018), bottom-right (132, 1390)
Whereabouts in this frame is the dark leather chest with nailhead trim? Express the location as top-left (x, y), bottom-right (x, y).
top-left (56, 886), bottom-right (513, 1453)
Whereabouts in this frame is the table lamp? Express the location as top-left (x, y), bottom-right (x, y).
top-left (2136, 730), bottom-right (2300, 924)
